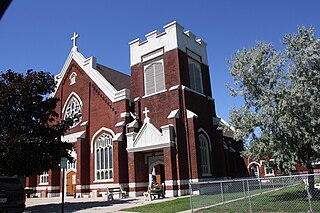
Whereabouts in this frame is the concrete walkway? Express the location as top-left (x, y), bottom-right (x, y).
top-left (25, 196), bottom-right (176, 213)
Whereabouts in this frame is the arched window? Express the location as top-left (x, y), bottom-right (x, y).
top-left (199, 134), bottom-right (211, 176)
top-left (144, 60), bottom-right (165, 96)
top-left (95, 133), bottom-right (113, 181)
top-left (69, 72), bottom-right (77, 85)
top-left (64, 96), bottom-right (82, 128)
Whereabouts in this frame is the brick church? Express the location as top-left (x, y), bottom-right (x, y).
top-left (26, 21), bottom-right (247, 198)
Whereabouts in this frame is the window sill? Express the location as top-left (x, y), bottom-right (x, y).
top-left (142, 89), bottom-right (167, 98)
top-left (93, 179), bottom-right (114, 183)
top-left (188, 89), bottom-right (206, 97)
top-left (182, 86), bottom-right (206, 97)
top-left (39, 183), bottom-right (48, 185)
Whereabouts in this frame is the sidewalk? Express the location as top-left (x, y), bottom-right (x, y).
top-left (25, 195), bottom-right (176, 213)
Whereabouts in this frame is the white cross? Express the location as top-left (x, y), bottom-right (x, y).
top-left (143, 107), bottom-right (150, 123)
top-left (71, 32), bottom-right (79, 48)
top-left (143, 107), bottom-right (150, 119)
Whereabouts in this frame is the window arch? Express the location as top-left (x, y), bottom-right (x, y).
top-left (144, 59), bottom-right (165, 96)
top-left (69, 72), bottom-right (77, 85)
top-left (63, 96), bottom-right (82, 128)
top-left (199, 133), bottom-right (211, 176)
top-left (95, 133), bottom-right (113, 181)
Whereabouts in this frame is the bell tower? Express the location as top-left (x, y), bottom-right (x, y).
top-left (127, 21), bottom-right (226, 197)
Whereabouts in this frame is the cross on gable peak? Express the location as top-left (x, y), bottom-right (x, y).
top-left (71, 32), bottom-right (79, 49)
top-left (143, 107), bottom-right (150, 123)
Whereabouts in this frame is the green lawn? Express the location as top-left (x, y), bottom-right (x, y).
top-left (122, 197), bottom-right (191, 213)
top-left (122, 184), bottom-right (320, 213)
top-left (199, 184), bottom-right (320, 212)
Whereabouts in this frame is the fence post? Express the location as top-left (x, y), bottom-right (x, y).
top-left (306, 174), bottom-right (313, 213)
top-left (247, 180), bottom-right (253, 213)
top-left (271, 178), bottom-right (274, 190)
top-left (281, 177), bottom-right (284, 187)
top-left (306, 178), bottom-right (314, 213)
top-left (242, 180), bottom-right (246, 197)
top-left (259, 177), bottom-right (262, 193)
top-left (220, 182), bottom-right (224, 203)
top-left (189, 181), bottom-right (193, 213)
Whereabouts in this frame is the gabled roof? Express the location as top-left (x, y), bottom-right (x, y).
top-left (126, 121), bottom-right (175, 152)
top-left (96, 63), bottom-right (130, 91)
top-left (52, 47), bottom-right (130, 103)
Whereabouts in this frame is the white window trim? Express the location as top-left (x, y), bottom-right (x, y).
top-left (264, 164), bottom-right (275, 176)
top-left (94, 133), bottom-right (114, 181)
top-left (69, 72), bottom-right (77, 85)
top-left (143, 59), bottom-right (166, 96)
top-left (142, 89), bottom-right (167, 98)
top-left (67, 160), bottom-right (77, 172)
top-left (62, 92), bottom-right (83, 113)
top-left (63, 94), bottom-right (82, 128)
top-left (39, 172), bottom-right (49, 185)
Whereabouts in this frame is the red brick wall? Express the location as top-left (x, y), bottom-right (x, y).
top-left (130, 47), bottom-right (228, 181)
top-left (55, 59), bottom-right (129, 187)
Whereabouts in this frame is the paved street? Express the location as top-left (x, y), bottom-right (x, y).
top-left (24, 196), bottom-right (176, 213)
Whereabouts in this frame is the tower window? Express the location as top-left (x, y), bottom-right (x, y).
top-left (188, 58), bottom-right (203, 94)
top-left (144, 60), bottom-right (165, 96)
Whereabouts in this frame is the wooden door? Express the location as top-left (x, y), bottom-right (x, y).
top-left (66, 171), bottom-right (76, 196)
top-left (155, 164), bottom-right (165, 184)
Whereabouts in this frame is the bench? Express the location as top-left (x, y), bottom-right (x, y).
top-left (99, 186), bottom-right (126, 200)
top-left (144, 183), bottom-right (165, 201)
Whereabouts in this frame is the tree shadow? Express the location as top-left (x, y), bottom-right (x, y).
top-left (25, 198), bottom-right (136, 213)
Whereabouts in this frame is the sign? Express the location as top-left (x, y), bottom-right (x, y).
top-left (60, 157), bottom-right (67, 169)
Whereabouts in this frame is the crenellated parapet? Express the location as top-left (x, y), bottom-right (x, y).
top-left (129, 21), bottom-right (208, 66)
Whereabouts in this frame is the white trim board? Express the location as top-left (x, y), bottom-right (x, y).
top-left (52, 48), bottom-right (130, 103)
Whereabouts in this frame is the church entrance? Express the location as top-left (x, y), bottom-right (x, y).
top-left (66, 171), bottom-right (76, 196)
top-left (154, 164), bottom-right (165, 185)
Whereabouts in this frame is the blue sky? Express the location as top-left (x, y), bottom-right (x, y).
top-left (1, 0), bottom-right (319, 121)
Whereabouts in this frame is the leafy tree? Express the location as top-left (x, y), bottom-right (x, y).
top-left (227, 27), bottom-right (320, 176)
top-left (0, 69), bottom-right (73, 176)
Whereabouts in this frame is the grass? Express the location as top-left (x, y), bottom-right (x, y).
top-left (199, 184), bottom-right (320, 212)
top-left (122, 197), bottom-right (190, 213)
top-left (122, 184), bottom-right (320, 213)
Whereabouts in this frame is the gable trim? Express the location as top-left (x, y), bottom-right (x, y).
top-left (53, 48), bottom-right (130, 103)
top-left (126, 122), bottom-right (175, 153)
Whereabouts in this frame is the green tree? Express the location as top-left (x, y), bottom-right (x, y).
top-left (227, 27), bottom-right (320, 175)
top-left (0, 69), bottom-right (73, 176)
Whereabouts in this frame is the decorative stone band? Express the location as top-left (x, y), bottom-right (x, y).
top-left (36, 186), bottom-right (60, 191)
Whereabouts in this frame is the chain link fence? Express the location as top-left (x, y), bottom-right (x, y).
top-left (189, 174), bottom-right (320, 212)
